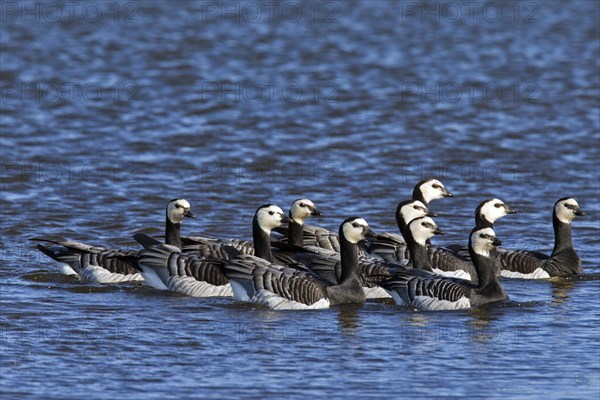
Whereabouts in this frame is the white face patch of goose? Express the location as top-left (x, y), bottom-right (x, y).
top-left (400, 200), bottom-right (429, 225)
top-left (257, 205), bottom-right (286, 233)
top-left (167, 199), bottom-right (191, 223)
top-left (470, 227), bottom-right (497, 257)
top-left (290, 198), bottom-right (316, 224)
top-left (343, 218), bottom-right (369, 244)
top-left (480, 198), bottom-right (509, 223)
top-left (555, 199), bottom-right (579, 224)
top-left (421, 179), bottom-right (446, 203)
top-left (409, 216), bottom-right (438, 244)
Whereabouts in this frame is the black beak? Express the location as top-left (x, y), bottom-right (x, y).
top-left (363, 227), bottom-right (377, 239)
top-left (311, 207), bottom-right (323, 217)
top-left (280, 214), bottom-right (291, 223)
top-left (426, 210), bottom-right (437, 217)
top-left (505, 205), bottom-right (517, 214)
top-left (492, 237), bottom-right (503, 246)
top-left (433, 227), bottom-right (445, 236)
top-left (442, 189), bottom-right (453, 198)
top-left (574, 208), bottom-right (585, 217)
top-left (184, 210), bottom-right (196, 219)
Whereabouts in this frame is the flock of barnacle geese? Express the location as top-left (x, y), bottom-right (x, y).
top-left (34, 178), bottom-right (586, 311)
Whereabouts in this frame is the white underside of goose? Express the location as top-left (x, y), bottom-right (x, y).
top-left (57, 263), bottom-right (78, 276)
top-left (79, 266), bottom-right (144, 284)
top-left (252, 290), bottom-right (331, 310)
top-left (433, 268), bottom-right (472, 281)
top-left (388, 290), bottom-right (471, 311)
top-left (230, 281), bottom-right (330, 309)
top-left (501, 268), bottom-right (550, 280)
top-left (166, 276), bottom-right (233, 297)
top-left (363, 286), bottom-right (392, 299)
top-left (140, 268), bottom-right (168, 290)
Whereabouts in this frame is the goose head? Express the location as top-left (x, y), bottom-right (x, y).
top-left (469, 227), bottom-right (502, 258)
top-left (255, 204), bottom-right (290, 234)
top-left (414, 178), bottom-right (453, 204)
top-left (408, 216), bottom-right (445, 245)
top-left (289, 198), bottom-right (322, 224)
top-left (166, 199), bottom-right (195, 224)
top-left (554, 197), bottom-right (585, 224)
top-left (397, 199), bottom-right (436, 226)
top-left (476, 198), bottom-right (516, 224)
top-left (341, 217), bottom-right (377, 244)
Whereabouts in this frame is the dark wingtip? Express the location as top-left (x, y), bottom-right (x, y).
top-left (133, 233), bottom-right (162, 249)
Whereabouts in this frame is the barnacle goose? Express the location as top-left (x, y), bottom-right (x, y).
top-left (222, 217), bottom-right (377, 310)
top-left (380, 227), bottom-right (508, 311)
top-left (131, 204), bottom-right (291, 297)
top-left (33, 198), bottom-right (195, 284)
top-left (498, 197), bottom-right (585, 279)
top-left (274, 179), bottom-right (452, 253)
top-left (180, 199), bottom-right (320, 262)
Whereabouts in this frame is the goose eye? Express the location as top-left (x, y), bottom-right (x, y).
top-left (352, 223), bottom-right (358, 228)
top-left (494, 203), bottom-right (502, 208)
top-left (413, 206), bottom-right (418, 209)
top-left (175, 204), bottom-right (182, 209)
top-left (268, 211), bottom-right (274, 215)
top-left (300, 203), bottom-right (306, 207)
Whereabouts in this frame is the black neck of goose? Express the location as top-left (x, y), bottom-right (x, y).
top-left (395, 211), bottom-right (408, 240)
top-left (287, 217), bottom-right (304, 247)
top-left (552, 213), bottom-right (573, 255)
top-left (405, 231), bottom-right (433, 272)
top-left (339, 232), bottom-right (359, 283)
top-left (412, 188), bottom-right (427, 206)
top-left (475, 214), bottom-right (493, 229)
top-left (165, 218), bottom-right (182, 250)
top-left (253, 217), bottom-right (273, 262)
top-left (469, 247), bottom-right (500, 291)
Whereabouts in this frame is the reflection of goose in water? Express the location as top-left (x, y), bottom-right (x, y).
top-left (549, 279), bottom-right (576, 306)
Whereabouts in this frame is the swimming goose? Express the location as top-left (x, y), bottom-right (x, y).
top-left (380, 227), bottom-right (508, 311)
top-left (181, 199), bottom-right (319, 262)
top-left (498, 197), bottom-right (585, 279)
top-left (132, 204), bottom-right (290, 296)
top-left (222, 217), bottom-right (377, 310)
top-left (33, 198), bottom-right (195, 283)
